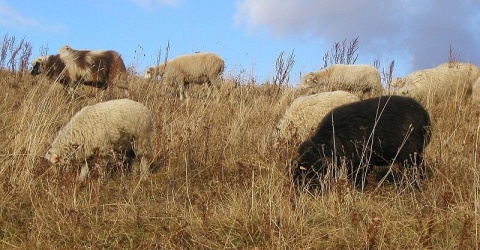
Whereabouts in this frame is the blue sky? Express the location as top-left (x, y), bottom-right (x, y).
top-left (1, 0), bottom-right (480, 85)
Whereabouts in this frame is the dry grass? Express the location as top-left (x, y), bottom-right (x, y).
top-left (1, 66), bottom-right (480, 249)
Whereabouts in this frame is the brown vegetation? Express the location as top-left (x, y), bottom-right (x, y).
top-left (0, 33), bottom-right (32, 73)
top-left (0, 37), bottom-right (479, 249)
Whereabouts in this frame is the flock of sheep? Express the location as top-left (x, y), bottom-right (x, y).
top-left (276, 61), bottom-right (480, 147)
top-left (31, 46), bottom-right (224, 99)
top-left (29, 46), bottom-right (227, 184)
top-left (279, 61), bottom-right (480, 189)
top-left (30, 45), bottom-right (480, 189)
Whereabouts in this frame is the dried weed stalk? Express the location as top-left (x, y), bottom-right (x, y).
top-left (0, 33), bottom-right (32, 73)
top-left (323, 36), bottom-right (359, 68)
top-left (272, 50), bottom-right (295, 95)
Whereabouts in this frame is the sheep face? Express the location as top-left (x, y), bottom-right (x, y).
top-left (293, 140), bottom-right (332, 189)
top-left (45, 148), bottom-right (60, 164)
top-left (144, 65), bottom-right (167, 79)
top-left (144, 67), bottom-right (155, 79)
top-left (300, 72), bottom-right (318, 87)
top-left (30, 56), bottom-right (48, 75)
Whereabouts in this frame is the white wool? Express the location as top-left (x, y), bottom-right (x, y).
top-left (46, 99), bottom-right (153, 181)
top-left (394, 67), bottom-right (472, 105)
top-left (144, 52), bottom-right (225, 100)
top-left (436, 62), bottom-right (480, 85)
top-left (274, 91), bottom-right (360, 148)
top-left (300, 64), bottom-right (383, 99)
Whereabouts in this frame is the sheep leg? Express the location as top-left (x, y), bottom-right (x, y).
top-left (208, 76), bottom-right (221, 100)
top-left (177, 80), bottom-right (184, 100)
top-left (399, 155), bottom-right (425, 190)
top-left (179, 82), bottom-right (189, 100)
top-left (131, 155), bottom-right (149, 177)
top-left (140, 155), bottom-right (150, 175)
top-left (211, 76), bottom-right (221, 90)
top-left (78, 160), bottom-right (90, 182)
top-left (410, 154), bottom-right (426, 189)
top-left (350, 165), bottom-right (369, 191)
top-left (204, 80), bottom-right (213, 99)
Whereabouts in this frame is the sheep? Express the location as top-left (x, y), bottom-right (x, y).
top-left (436, 62), bottom-right (480, 85)
top-left (30, 54), bottom-right (69, 83)
top-left (274, 91), bottom-right (360, 149)
top-left (394, 67), bottom-right (472, 105)
top-left (58, 45), bottom-right (129, 91)
top-left (294, 95), bottom-right (431, 190)
top-left (300, 64), bottom-right (383, 99)
top-left (45, 99), bottom-right (153, 182)
top-left (144, 52), bottom-right (225, 100)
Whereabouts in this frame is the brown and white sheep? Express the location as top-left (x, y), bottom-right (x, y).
top-left (30, 54), bottom-right (69, 83)
top-left (58, 45), bottom-right (129, 91)
top-left (144, 52), bottom-right (225, 100)
top-left (300, 64), bottom-right (383, 99)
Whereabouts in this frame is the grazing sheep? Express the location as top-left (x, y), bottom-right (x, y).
top-left (45, 99), bottom-right (153, 182)
top-left (58, 45), bottom-right (129, 91)
top-left (436, 62), bottom-right (480, 85)
top-left (300, 64), bottom-right (383, 99)
top-left (294, 95), bottom-right (431, 190)
top-left (436, 62), bottom-right (480, 78)
top-left (144, 52), bottom-right (225, 100)
top-left (274, 91), bottom-right (360, 149)
top-left (30, 54), bottom-right (69, 83)
top-left (394, 67), bottom-right (472, 105)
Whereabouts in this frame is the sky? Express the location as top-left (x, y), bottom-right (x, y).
top-left (1, 0), bottom-right (480, 85)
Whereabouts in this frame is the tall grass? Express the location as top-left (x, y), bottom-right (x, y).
top-left (0, 33), bottom-right (32, 73)
top-left (0, 38), bottom-right (479, 249)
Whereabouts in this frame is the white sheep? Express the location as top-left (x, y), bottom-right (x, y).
top-left (144, 52), bottom-right (225, 100)
top-left (274, 90), bottom-right (360, 149)
top-left (58, 45), bottom-right (129, 91)
top-left (300, 64), bottom-right (383, 99)
top-left (394, 67), bottom-right (472, 105)
top-left (45, 99), bottom-right (153, 182)
top-left (436, 62), bottom-right (480, 85)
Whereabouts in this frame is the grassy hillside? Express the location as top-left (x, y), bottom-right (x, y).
top-left (0, 70), bottom-right (479, 249)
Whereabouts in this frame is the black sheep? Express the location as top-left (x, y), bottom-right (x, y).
top-left (294, 95), bottom-right (431, 190)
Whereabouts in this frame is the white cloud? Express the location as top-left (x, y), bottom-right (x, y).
top-left (235, 0), bottom-right (480, 71)
top-left (0, 0), bottom-right (66, 32)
